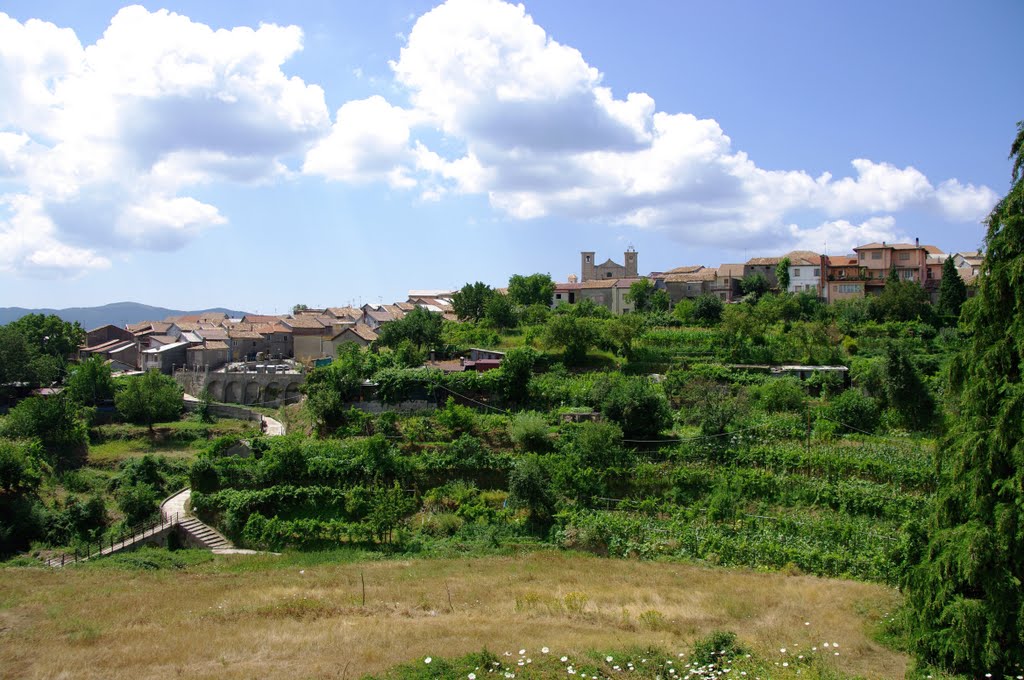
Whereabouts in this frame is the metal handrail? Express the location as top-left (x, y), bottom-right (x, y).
top-left (45, 511), bottom-right (181, 567)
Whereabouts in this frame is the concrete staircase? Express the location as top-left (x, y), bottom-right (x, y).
top-left (178, 516), bottom-right (233, 551)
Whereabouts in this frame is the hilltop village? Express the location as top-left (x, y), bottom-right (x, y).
top-left (75, 241), bottom-right (982, 404)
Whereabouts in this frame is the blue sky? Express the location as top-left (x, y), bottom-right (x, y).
top-left (0, 0), bottom-right (1020, 313)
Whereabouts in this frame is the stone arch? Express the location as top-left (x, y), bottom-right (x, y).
top-left (225, 381), bottom-right (242, 403)
top-left (264, 382), bottom-right (281, 405)
top-left (244, 381), bottom-right (260, 405)
top-left (206, 380), bottom-right (224, 401)
top-left (284, 382), bottom-right (302, 404)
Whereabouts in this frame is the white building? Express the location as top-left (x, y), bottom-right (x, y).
top-left (785, 251), bottom-right (822, 294)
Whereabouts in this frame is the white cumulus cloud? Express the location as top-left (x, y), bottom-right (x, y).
top-left (0, 6), bottom-right (328, 275)
top-left (303, 0), bottom-right (998, 249)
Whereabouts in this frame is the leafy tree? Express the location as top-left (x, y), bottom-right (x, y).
top-left (606, 313), bottom-right (646, 359)
top-left (823, 389), bottom-right (879, 434)
top-left (508, 453), bottom-right (555, 534)
top-left (883, 342), bottom-right (935, 430)
top-left (0, 325), bottom-right (34, 389)
top-left (1, 394), bottom-right (88, 467)
top-left (902, 121), bottom-right (1024, 674)
top-left (508, 411), bottom-right (550, 452)
top-left (303, 344), bottom-right (367, 429)
top-left (0, 440), bottom-right (46, 556)
top-left (451, 281), bottom-right (494, 322)
top-left (649, 288), bottom-right (671, 313)
top-left (484, 291), bottom-right (517, 330)
top-left (376, 307), bottom-right (442, 352)
top-left (7, 313), bottom-right (84, 362)
top-left (368, 482), bottom-right (415, 543)
top-left (936, 256), bottom-right (968, 321)
top-left (542, 314), bottom-right (599, 366)
top-left (115, 370), bottom-right (183, 431)
top-left (625, 278), bottom-right (655, 312)
top-left (565, 420), bottom-right (628, 469)
top-left (115, 482), bottom-right (160, 525)
top-left (496, 346), bottom-right (537, 405)
top-left (775, 257), bottom-right (791, 291)
top-left (740, 273), bottom-right (770, 300)
top-left (292, 303), bottom-right (309, 314)
top-left (66, 355), bottom-right (115, 406)
top-left (690, 294), bottom-right (724, 325)
top-left (869, 279), bottom-right (931, 322)
top-left (508, 273), bottom-right (555, 307)
top-left (595, 375), bottom-right (671, 439)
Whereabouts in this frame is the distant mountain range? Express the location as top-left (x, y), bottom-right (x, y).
top-left (0, 302), bottom-right (251, 329)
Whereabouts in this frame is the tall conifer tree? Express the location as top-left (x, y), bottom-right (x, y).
top-left (903, 122), bottom-right (1024, 673)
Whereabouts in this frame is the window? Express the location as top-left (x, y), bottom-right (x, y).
top-left (813, 268), bottom-right (820, 277)
top-left (606, 272), bottom-right (612, 277)
top-left (555, 293), bottom-right (562, 299)
top-left (585, 255), bottom-right (590, 263)
top-left (837, 283), bottom-right (861, 293)
top-left (859, 252), bottom-right (865, 260)
top-left (871, 252), bottom-right (882, 260)
top-left (793, 269), bottom-right (801, 277)
top-left (899, 252), bottom-right (910, 261)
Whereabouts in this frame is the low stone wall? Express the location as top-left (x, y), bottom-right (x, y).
top-left (182, 400), bottom-right (262, 423)
top-left (347, 399), bottom-right (435, 414)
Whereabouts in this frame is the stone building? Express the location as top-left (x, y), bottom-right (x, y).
top-left (580, 248), bottom-right (638, 282)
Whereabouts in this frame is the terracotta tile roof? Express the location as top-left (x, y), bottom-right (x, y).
top-left (282, 316), bottom-right (327, 329)
top-left (783, 250), bottom-right (820, 266)
top-left (394, 302), bottom-right (416, 312)
top-left (746, 256), bottom-right (782, 266)
top-left (665, 269), bottom-right (718, 283)
top-left (228, 330), bottom-right (262, 339)
top-left (196, 328), bottom-right (229, 341)
top-left (175, 322), bottom-right (200, 331)
top-left (202, 340), bottom-right (229, 350)
top-left (148, 334), bottom-right (178, 345)
top-left (613, 277), bottom-right (645, 289)
top-left (242, 314), bottom-right (286, 324)
top-left (716, 264), bottom-right (745, 277)
top-left (580, 279), bottom-right (616, 289)
top-left (554, 282), bottom-right (583, 290)
top-left (425, 359), bottom-right (466, 373)
top-left (666, 265), bottom-right (706, 274)
top-left (922, 244), bottom-right (943, 254)
top-left (81, 338), bottom-right (132, 353)
top-left (326, 306), bottom-right (362, 320)
top-left (334, 323), bottom-right (378, 342)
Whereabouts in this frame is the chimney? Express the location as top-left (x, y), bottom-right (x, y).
top-left (915, 237), bottom-right (919, 247)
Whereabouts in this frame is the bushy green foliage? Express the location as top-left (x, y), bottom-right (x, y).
top-left (507, 273), bottom-right (555, 307)
top-left (823, 389), bottom-right (879, 434)
top-left (935, 255), bottom-right (967, 321)
top-left (903, 122), bottom-right (1024, 675)
top-left (543, 314), bottom-right (600, 365)
top-left (883, 342), bottom-right (935, 430)
top-left (484, 292), bottom-right (517, 330)
top-left (690, 294), bottom-right (724, 325)
top-left (451, 281), bottom-right (494, 322)
top-left (1, 394), bottom-right (88, 466)
top-left (115, 370), bottom-right (182, 429)
top-left (66, 355), bottom-right (115, 406)
top-left (115, 481), bottom-right (161, 525)
top-left (593, 375), bottom-right (670, 439)
top-left (740, 272), bottom-right (770, 300)
top-left (508, 411), bottom-right (550, 452)
top-left (508, 453), bottom-right (555, 534)
top-left (750, 377), bottom-right (806, 413)
top-left (562, 420), bottom-right (627, 469)
top-left (376, 307), bottom-right (443, 351)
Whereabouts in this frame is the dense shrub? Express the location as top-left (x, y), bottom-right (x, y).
top-left (508, 411), bottom-right (550, 452)
top-left (823, 389), bottom-right (880, 434)
top-left (594, 375), bottom-right (671, 439)
top-left (750, 377), bottom-right (805, 413)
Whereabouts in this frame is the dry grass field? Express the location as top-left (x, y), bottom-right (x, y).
top-left (0, 551), bottom-right (907, 679)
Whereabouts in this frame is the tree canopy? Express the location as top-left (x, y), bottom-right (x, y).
top-left (451, 282), bottom-right (494, 322)
top-left (508, 273), bottom-right (555, 307)
top-left (936, 256), bottom-right (967, 321)
top-left (115, 370), bottom-right (183, 430)
top-left (375, 307), bottom-right (443, 352)
top-left (903, 121), bottom-right (1024, 674)
top-left (775, 257), bottom-right (791, 291)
